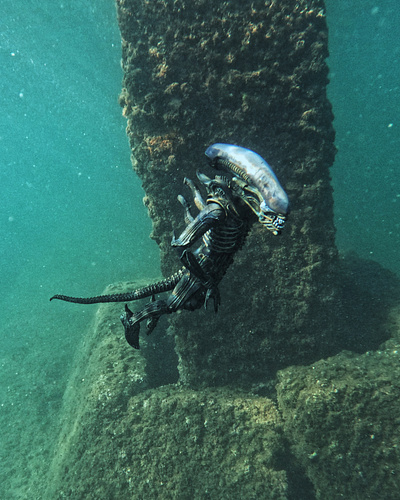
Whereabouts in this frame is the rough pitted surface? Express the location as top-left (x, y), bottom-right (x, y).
top-left (46, 296), bottom-right (296, 499)
top-left (52, 385), bottom-right (290, 499)
top-left (277, 343), bottom-right (400, 500)
top-left (116, 0), bottom-right (341, 386)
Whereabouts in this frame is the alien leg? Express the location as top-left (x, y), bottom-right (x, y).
top-left (120, 299), bottom-right (169, 349)
top-left (121, 273), bottom-right (206, 349)
top-left (175, 249), bottom-right (221, 312)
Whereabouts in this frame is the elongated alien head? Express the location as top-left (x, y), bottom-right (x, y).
top-left (205, 143), bottom-right (289, 235)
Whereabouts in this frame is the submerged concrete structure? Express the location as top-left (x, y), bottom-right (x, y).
top-left (116, 0), bottom-right (341, 387)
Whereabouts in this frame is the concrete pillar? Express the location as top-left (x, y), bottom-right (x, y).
top-left (117, 0), bottom-right (341, 387)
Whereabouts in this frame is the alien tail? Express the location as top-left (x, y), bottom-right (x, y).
top-left (50, 268), bottom-right (187, 304)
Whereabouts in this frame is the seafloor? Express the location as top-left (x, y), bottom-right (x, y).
top-left (44, 1), bottom-right (400, 498)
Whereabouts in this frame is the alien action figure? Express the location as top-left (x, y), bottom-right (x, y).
top-left (50, 143), bottom-right (290, 349)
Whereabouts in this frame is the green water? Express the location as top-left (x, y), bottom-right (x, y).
top-left (0, 1), bottom-right (398, 498)
top-left (0, 1), bottom-right (160, 497)
top-left (327, 0), bottom-right (400, 274)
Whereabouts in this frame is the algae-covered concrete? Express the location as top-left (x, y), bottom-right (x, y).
top-left (117, 0), bottom-right (342, 387)
top-left (277, 342), bottom-right (400, 500)
top-left (56, 385), bottom-right (289, 499)
top-left (45, 293), bottom-right (306, 499)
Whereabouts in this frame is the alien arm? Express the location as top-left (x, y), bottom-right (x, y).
top-left (171, 202), bottom-right (225, 248)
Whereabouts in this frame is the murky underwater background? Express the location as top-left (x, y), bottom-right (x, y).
top-left (327, 1), bottom-right (400, 274)
top-left (0, 0), bottom-right (399, 497)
